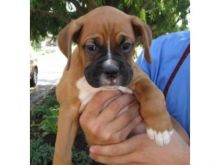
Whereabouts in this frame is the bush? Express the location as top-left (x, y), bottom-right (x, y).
top-left (38, 106), bottom-right (59, 137)
top-left (31, 92), bottom-right (93, 165)
top-left (30, 138), bottom-right (54, 165)
top-left (72, 147), bottom-right (92, 165)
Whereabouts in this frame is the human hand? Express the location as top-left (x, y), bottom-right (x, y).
top-left (89, 131), bottom-right (190, 165)
top-left (79, 90), bottom-right (143, 145)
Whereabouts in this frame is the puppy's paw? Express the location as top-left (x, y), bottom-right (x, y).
top-left (146, 128), bottom-right (174, 146)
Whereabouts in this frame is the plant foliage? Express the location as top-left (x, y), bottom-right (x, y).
top-left (31, 93), bottom-right (93, 164)
top-left (30, 0), bottom-right (190, 43)
top-left (30, 138), bottom-right (54, 165)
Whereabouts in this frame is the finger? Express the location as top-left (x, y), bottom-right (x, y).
top-left (90, 136), bottom-right (141, 156)
top-left (97, 94), bottom-right (135, 123)
top-left (106, 102), bottom-right (140, 133)
top-left (90, 116), bottom-right (141, 145)
top-left (83, 90), bottom-right (121, 118)
top-left (95, 116), bottom-right (141, 145)
top-left (116, 116), bottom-right (142, 140)
top-left (90, 152), bottom-right (135, 165)
top-left (90, 135), bottom-right (151, 165)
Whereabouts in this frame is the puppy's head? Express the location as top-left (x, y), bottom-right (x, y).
top-left (58, 6), bottom-right (152, 88)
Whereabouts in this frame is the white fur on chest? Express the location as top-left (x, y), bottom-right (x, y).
top-left (76, 77), bottom-right (133, 112)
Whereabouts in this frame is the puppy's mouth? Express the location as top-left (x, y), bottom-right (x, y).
top-left (99, 74), bottom-right (121, 87)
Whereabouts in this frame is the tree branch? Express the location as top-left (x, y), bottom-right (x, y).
top-left (172, 9), bottom-right (190, 28)
top-left (173, 15), bottom-right (182, 27)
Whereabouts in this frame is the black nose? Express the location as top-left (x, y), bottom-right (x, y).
top-left (103, 61), bottom-right (119, 79)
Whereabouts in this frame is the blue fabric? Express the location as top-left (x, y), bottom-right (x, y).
top-left (136, 31), bottom-right (190, 135)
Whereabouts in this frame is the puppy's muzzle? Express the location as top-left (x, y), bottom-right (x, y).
top-left (84, 57), bottom-right (133, 88)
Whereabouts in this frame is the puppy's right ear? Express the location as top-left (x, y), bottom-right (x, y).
top-left (130, 16), bottom-right (152, 64)
top-left (58, 17), bottom-right (84, 70)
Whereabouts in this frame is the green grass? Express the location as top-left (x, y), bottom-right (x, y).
top-left (30, 91), bottom-right (94, 165)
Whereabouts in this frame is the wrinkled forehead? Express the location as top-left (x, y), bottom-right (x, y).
top-left (79, 12), bottom-right (135, 45)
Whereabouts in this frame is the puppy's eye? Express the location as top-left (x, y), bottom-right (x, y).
top-left (120, 41), bottom-right (133, 53)
top-left (85, 43), bottom-right (98, 54)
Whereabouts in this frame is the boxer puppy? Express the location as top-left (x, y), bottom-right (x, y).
top-left (53, 6), bottom-right (173, 165)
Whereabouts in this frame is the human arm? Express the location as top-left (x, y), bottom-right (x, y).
top-left (79, 91), bottom-right (189, 165)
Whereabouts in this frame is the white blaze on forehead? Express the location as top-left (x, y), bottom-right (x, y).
top-left (104, 38), bottom-right (115, 77)
top-left (107, 38), bottom-right (112, 59)
top-left (76, 77), bottom-right (133, 113)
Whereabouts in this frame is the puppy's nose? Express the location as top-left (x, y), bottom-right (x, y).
top-left (103, 61), bottom-right (119, 79)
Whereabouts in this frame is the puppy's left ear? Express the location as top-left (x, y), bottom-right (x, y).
top-left (58, 17), bottom-right (84, 70)
top-left (130, 16), bottom-right (152, 64)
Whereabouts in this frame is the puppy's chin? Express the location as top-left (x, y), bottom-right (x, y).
top-left (86, 77), bottom-right (122, 88)
top-left (99, 75), bottom-right (120, 87)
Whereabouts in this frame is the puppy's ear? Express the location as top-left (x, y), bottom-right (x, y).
top-left (130, 16), bottom-right (152, 64)
top-left (58, 17), bottom-right (84, 70)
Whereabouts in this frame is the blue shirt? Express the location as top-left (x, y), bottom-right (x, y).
top-left (136, 31), bottom-right (190, 135)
